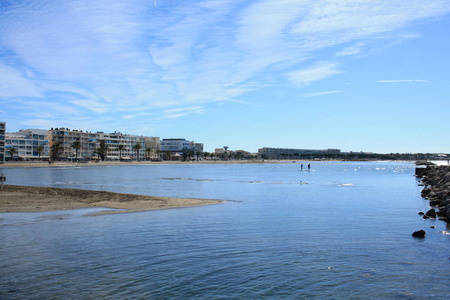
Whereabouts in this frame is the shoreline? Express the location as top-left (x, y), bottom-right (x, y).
top-left (0, 184), bottom-right (223, 214)
top-left (0, 160), bottom-right (273, 168)
top-left (1, 159), bottom-right (442, 169)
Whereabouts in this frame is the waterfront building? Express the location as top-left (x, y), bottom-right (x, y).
top-left (0, 122), bottom-right (5, 163)
top-left (4, 129), bottom-right (50, 160)
top-left (161, 139), bottom-right (202, 153)
top-left (49, 128), bottom-right (98, 160)
top-left (98, 132), bottom-right (159, 160)
top-left (258, 147), bottom-right (341, 159)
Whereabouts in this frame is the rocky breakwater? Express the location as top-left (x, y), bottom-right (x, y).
top-left (417, 165), bottom-right (450, 223)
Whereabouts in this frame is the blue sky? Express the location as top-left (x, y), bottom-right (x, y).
top-left (1, 0), bottom-right (450, 153)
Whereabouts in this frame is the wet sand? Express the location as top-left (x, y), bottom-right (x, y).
top-left (0, 184), bottom-right (223, 214)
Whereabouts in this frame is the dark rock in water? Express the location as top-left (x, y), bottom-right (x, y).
top-left (421, 187), bottom-right (432, 196)
top-left (418, 212), bottom-right (425, 215)
top-left (430, 200), bottom-right (442, 206)
top-left (430, 226), bottom-right (435, 229)
top-left (412, 230), bottom-right (426, 238)
top-left (425, 208), bottom-right (436, 218)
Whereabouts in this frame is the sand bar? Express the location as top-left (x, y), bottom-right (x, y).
top-left (0, 184), bottom-right (223, 214)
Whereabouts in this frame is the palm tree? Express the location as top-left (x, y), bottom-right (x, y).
top-left (156, 149), bottom-right (162, 160)
top-left (50, 142), bottom-right (62, 161)
top-left (165, 151), bottom-right (172, 161)
top-left (118, 144), bottom-right (125, 160)
top-left (102, 145), bottom-right (109, 161)
top-left (36, 146), bottom-right (44, 161)
top-left (95, 147), bottom-right (102, 160)
top-left (71, 140), bottom-right (81, 160)
top-left (133, 143), bottom-right (141, 161)
top-left (146, 146), bottom-right (153, 161)
top-left (8, 147), bottom-right (17, 160)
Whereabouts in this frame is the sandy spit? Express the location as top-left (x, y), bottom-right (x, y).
top-left (0, 184), bottom-right (223, 214)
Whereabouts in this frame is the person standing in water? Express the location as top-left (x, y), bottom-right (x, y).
top-left (308, 164), bottom-right (310, 170)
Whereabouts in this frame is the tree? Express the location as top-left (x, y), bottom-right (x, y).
top-left (94, 147), bottom-right (102, 160)
top-left (99, 141), bottom-right (108, 161)
top-left (71, 140), bottom-right (81, 160)
top-left (146, 146), bottom-right (153, 160)
top-left (203, 151), bottom-right (210, 160)
top-left (195, 151), bottom-right (202, 161)
top-left (8, 147), bottom-right (16, 160)
top-left (36, 146), bottom-right (44, 160)
top-left (118, 144), bottom-right (125, 160)
top-left (50, 142), bottom-right (62, 161)
top-left (156, 149), bottom-right (162, 160)
top-left (165, 151), bottom-right (172, 161)
top-left (133, 143), bottom-right (141, 161)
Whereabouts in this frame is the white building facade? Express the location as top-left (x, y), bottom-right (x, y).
top-left (0, 122), bottom-right (5, 163)
top-left (5, 129), bottom-right (50, 160)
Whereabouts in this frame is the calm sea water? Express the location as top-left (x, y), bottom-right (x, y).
top-left (1, 162), bottom-right (449, 299)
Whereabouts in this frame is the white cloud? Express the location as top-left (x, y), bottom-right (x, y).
top-left (286, 62), bottom-right (341, 85)
top-left (377, 80), bottom-right (429, 83)
top-left (162, 106), bottom-right (207, 119)
top-left (302, 90), bottom-right (345, 97)
top-left (336, 42), bottom-right (366, 56)
top-left (0, 62), bottom-right (44, 97)
top-left (1, 0), bottom-right (450, 129)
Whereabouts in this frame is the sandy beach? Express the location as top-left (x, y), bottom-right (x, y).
top-left (0, 184), bottom-right (223, 214)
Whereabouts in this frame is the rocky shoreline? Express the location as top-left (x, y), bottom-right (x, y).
top-left (416, 165), bottom-right (450, 223)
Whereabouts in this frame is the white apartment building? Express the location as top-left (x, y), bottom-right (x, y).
top-left (0, 122), bottom-right (5, 163)
top-left (161, 139), bottom-right (203, 154)
top-left (49, 128), bottom-right (98, 160)
top-left (5, 129), bottom-right (50, 160)
top-left (98, 132), bottom-right (160, 160)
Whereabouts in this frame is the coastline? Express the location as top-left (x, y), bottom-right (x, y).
top-left (0, 184), bottom-right (223, 214)
top-left (0, 160), bottom-right (272, 168)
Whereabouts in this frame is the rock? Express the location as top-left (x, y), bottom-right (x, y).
top-left (418, 212), bottom-right (425, 215)
top-left (425, 208), bottom-right (436, 218)
top-left (421, 187), bottom-right (432, 196)
top-left (430, 200), bottom-right (442, 206)
top-left (439, 199), bottom-right (450, 208)
top-left (412, 230), bottom-right (426, 238)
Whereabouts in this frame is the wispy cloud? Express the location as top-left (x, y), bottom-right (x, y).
top-left (377, 80), bottom-right (430, 83)
top-left (1, 0), bottom-right (449, 132)
top-left (286, 62), bottom-right (341, 86)
top-left (302, 91), bottom-right (345, 98)
top-left (162, 106), bottom-right (207, 119)
top-left (336, 42), bottom-right (365, 57)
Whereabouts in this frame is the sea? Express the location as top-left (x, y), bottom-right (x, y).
top-left (1, 161), bottom-right (449, 299)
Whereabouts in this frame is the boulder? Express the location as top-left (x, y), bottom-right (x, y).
top-left (425, 208), bottom-right (436, 219)
top-left (430, 200), bottom-right (442, 206)
top-left (412, 230), bottom-right (426, 238)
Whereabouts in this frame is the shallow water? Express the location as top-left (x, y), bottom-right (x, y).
top-left (1, 162), bottom-right (449, 299)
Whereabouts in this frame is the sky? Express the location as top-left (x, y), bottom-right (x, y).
top-left (1, 0), bottom-right (450, 153)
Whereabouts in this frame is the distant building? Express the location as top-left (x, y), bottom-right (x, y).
top-left (258, 147), bottom-right (341, 159)
top-left (161, 138), bottom-right (203, 154)
top-left (97, 132), bottom-right (159, 160)
top-left (5, 128), bottom-right (50, 160)
top-left (43, 127), bottom-right (160, 161)
top-left (0, 122), bottom-right (5, 163)
top-left (49, 128), bottom-right (98, 160)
